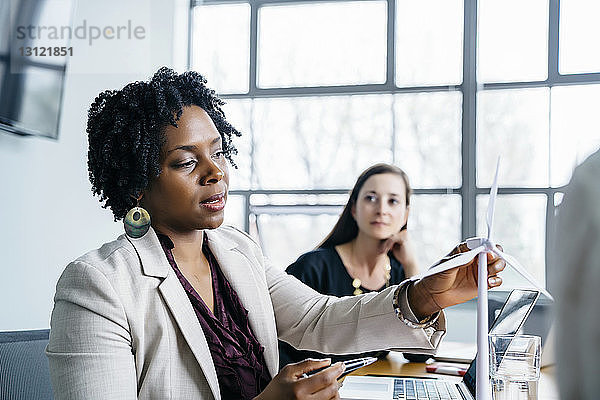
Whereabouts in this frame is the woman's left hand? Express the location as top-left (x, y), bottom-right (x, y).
top-left (378, 230), bottom-right (420, 277)
top-left (407, 242), bottom-right (506, 320)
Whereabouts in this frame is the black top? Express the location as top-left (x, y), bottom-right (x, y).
top-left (278, 247), bottom-right (406, 368)
top-left (286, 247), bottom-right (406, 296)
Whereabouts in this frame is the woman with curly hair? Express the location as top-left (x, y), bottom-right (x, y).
top-left (46, 67), bottom-right (505, 400)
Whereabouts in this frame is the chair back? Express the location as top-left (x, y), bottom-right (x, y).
top-left (0, 329), bottom-right (53, 400)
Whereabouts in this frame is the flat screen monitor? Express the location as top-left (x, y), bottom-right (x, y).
top-left (0, 0), bottom-right (74, 139)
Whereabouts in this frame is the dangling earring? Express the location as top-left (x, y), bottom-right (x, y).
top-left (124, 195), bottom-right (151, 238)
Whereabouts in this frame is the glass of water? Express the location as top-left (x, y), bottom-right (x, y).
top-left (489, 334), bottom-right (541, 400)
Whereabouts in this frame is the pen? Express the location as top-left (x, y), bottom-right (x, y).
top-left (301, 356), bottom-right (378, 379)
top-left (425, 364), bottom-right (467, 376)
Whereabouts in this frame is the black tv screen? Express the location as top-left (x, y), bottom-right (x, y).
top-left (0, 0), bottom-right (74, 139)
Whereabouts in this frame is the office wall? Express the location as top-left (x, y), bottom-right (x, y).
top-left (0, 0), bottom-right (188, 330)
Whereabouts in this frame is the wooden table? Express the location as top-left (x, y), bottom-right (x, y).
top-left (346, 350), bottom-right (559, 399)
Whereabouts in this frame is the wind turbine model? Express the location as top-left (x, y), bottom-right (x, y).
top-left (414, 159), bottom-right (553, 399)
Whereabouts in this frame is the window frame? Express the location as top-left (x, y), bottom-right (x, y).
top-left (189, 0), bottom-right (600, 287)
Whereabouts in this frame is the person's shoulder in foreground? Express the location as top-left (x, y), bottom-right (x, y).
top-left (552, 149), bottom-right (600, 400)
top-left (567, 149), bottom-right (600, 192)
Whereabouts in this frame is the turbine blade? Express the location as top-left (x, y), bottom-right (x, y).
top-left (492, 247), bottom-right (554, 301)
top-left (487, 157), bottom-right (500, 240)
top-left (416, 246), bottom-right (486, 280)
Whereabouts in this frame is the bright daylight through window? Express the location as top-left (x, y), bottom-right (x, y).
top-left (190, 0), bottom-right (600, 301)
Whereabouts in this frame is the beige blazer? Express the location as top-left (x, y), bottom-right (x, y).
top-left (46, 226), bottom-right (445, 400)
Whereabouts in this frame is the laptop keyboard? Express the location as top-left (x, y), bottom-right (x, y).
top-left (393, 378), bottom-right (461, 399)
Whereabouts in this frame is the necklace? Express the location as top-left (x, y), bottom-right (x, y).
top-left (352, 263), bottom-right (391, 295)
top-left (347, 241), bottom-right (391, 295)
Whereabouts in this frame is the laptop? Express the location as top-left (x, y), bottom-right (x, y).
top-left (339, 289), bottom-right (541, 400)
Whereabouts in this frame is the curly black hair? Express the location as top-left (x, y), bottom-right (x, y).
top-left (87, 67), bottom-right (241, 221)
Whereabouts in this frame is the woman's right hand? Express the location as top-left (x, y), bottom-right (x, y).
top-left (255, 358), bottom-right (345, 400)
top-left (379, 230), bottom-right (420, 277)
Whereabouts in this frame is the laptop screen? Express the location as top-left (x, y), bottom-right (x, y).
top-left (462, 289), bottom-right (540, 395)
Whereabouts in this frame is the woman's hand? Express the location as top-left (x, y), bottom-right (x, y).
top-left (407, 242), bottom-right (506, 320)
top-left (378, 230), bottom-right (420, 277)
top-left (255, 359), bottom-right (344, 400)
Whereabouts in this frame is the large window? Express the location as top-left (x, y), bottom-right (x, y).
top-left (190, 0), bottom-right (600, 294)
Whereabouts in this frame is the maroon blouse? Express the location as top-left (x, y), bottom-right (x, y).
top-left (157, 233), bottom-right (271, 399)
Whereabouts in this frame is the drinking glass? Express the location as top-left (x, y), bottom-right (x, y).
top-left (489, 334), bottom-right (541, 400)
